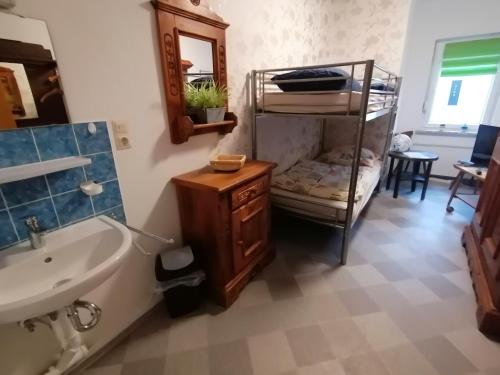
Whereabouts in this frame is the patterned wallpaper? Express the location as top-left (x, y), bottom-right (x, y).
top-left (208, 0), bottom-right (411, 160)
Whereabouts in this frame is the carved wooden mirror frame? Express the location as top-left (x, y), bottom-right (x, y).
top-left (152, 0), bottom-right (237, 144)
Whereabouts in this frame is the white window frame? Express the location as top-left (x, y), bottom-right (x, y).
top-left (423, 33), bottom-right (500, 133)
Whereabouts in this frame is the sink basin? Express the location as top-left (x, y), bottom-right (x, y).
top-left (0, 216), bottom-right (132, 324)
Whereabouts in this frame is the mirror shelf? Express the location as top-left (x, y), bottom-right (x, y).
top-left (152, 0), bottom-right (237, 144)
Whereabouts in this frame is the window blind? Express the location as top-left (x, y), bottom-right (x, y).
top-left (441, 37), bottom-right (500, 77)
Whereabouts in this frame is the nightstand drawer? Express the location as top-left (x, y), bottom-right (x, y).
top-left (231, 175), bottom-right (268, 209)
top-left (232, 194), bottom-right (268, 273)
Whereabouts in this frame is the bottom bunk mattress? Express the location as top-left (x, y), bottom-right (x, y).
top-left (271, 159), bottom-right (381, 223)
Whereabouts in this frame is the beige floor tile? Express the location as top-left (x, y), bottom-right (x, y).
top-left (353, 312), bottom-right (409, 350)
top-left (320, 318), bottom-right (371, 358)
top-left (233, 280), bottom-right (273, 308)
top-left (440, 248), bottom-right (469, 269)
top-left (298, 359), bottom-right (346, 375)
top-left (443, 270), bottom-right (474, 294)
top-left (209, 339), bottom-right (253, 375)
top-left (248, 331), bottom-right (296, 375)
top-left (378, 243), bottom-right (414, 261)
top-left (166, 315), bottom-right (207, 354)
top-left (415, 336), bottom-right (477, 375)
top-left (425, 254), bottom-right (461, 273)
top-left (83, 365), bottom-right (123, 375)
top-left (346, 264), bottom-right (388, 287)
top-left (363, 284), bottom-right (411, 314)
top-left (260, 257), bottom-right (293, 280)
top-left (337, 288), bottom-right (381, 316)
top-left (481, 366), bottom-right (500, 375)
top-left (369, 219), bottom-right (402, 232)
top-left (267, 277), bottom-right (304, 301)
top-left (354, 244), bottom-right (393, 263)
top-left (124, 330), bottom-right (168, 362)
top-left (121, 357), bottom-right (165, 375)
top-left (398, 257), bottom-right (437, 278)
top-left (419, 275), bottom-right (465, 299)
top-left (207, 294), bottom-right (341, 346)
top-left (295, 273), bottom-right (332, 296)
top-left (285, 255), bottom-right (323, 275)
top-left (372, 260), bottom-right (413, 281)
top-left (341, 352), bottom-right (391, 375)
top-left (445, 328), bottom-right (500, 370)
top-left (89, 340), bottom-right (128, 368)
top-left (416, 296), bottom-right (477, 335)
top-left (164, 348), bottom-right (209, 375)
top-left (378, 343), bottom-right (439, 375)
top-left (322, 267), bottom-right (361, 292)
top-left (393, 279), bottom-right (441, 305)
top-left (305, 293), bottom-right (350, 322)
top-left (286, 325), bottom-right (334, 367)
top-left (386, 305), bottom-right (437, 341)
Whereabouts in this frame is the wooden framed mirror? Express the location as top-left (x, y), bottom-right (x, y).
top-left (152, 0), bottom-right (237, 144)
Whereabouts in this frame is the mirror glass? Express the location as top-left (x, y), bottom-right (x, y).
top-left (179, 35), bottom-right (214, 84)
top-left (0, 12), bottom-right (69, 130)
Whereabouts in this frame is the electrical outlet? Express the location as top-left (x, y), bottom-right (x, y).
top-left (112, 121), bottom-right (132, 150)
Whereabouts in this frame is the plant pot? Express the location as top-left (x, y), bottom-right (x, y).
top-left (205, 107), bottom-right (225, 123)
top-left (186, 107), bottom-right (225, 124)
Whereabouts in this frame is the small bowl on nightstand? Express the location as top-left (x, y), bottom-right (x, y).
top-left (209, 154), bottom-right (246, 172)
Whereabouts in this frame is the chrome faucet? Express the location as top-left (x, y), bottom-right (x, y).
top-left (24, 216), bottom-right (46, 249)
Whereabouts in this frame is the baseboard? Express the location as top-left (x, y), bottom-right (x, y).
top-left (430, 174), bottom-right (454, 180)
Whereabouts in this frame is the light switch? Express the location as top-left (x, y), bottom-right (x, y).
top-left (112, 121), bottom-right (132, 150)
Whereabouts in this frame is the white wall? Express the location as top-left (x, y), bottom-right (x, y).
top-left (1, 1), bottom-right (219, 374)
top-left (0, 0), bottom-right (411, 373)
top-left (396, 0), bottom-right (500, 176)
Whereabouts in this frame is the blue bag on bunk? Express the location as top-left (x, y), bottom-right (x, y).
top-left (272, 67), bottom-right (361, 92)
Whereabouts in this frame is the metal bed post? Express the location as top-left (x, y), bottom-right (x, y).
top-left (340, 60), bottom-right (375, 265)
top-left (251, 69), bottom-right (257, 159)
top-left (378, 77), bottom-right (402, 190)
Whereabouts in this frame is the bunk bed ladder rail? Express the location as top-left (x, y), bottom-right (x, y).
top-left (340, 60), bottom-right (375, 265)
top-left (251, 69), bottom-right (258, 159)
top-left (378, 76), bottom-right (402, 189)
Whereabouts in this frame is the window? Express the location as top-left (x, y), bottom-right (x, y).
top-left (426, 36), bottom-right (500, 130)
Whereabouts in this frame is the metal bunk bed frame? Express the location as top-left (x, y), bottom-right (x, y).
top-left (251, 59), bottom-right (401, 265)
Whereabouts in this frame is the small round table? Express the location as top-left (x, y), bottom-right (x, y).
top-left (386, 150), bottom-right (439, 200)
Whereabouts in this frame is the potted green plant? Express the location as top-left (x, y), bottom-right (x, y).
top-left (185, 81), bottom-right (228, 124)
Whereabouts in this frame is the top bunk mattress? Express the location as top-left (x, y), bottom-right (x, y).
top-left (260, 91), bottom-right (386, 114)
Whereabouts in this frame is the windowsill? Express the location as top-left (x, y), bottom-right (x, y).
top-left (415, 129), bottom-right (477, 137)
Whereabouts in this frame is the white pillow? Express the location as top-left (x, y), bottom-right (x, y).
top-left (390, 134), bottom-right (412, 152)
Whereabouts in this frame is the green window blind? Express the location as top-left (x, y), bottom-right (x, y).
top-left (441, 37), bottom-right (500, 77)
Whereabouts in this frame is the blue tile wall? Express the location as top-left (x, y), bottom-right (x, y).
top-left (0, 129), bottom-right (39, 167)
top-left (0, 122), bottom-right (126, 250)
top-left (32, 125), bottom-right (79, 161)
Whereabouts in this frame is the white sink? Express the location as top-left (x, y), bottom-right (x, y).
top-left (0, 216), bottom-right (132, 324)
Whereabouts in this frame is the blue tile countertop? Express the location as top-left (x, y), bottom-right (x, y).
top-left (0, 122), bottom-right (126, 250)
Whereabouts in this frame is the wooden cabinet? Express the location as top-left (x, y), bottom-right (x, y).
top-left (172, 161), bottom-right (276, 307)
top-left (463, 136), bottom-right (500, 336)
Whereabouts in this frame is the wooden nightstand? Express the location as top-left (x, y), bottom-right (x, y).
top-left (171, 160), bottom-right (276, 307)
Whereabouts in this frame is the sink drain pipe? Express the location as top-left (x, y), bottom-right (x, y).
top-left (19, 300), bottom-right (102, 375)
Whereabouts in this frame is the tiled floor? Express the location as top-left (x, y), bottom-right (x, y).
top-left (82, 180), bottom-right (500, 375)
